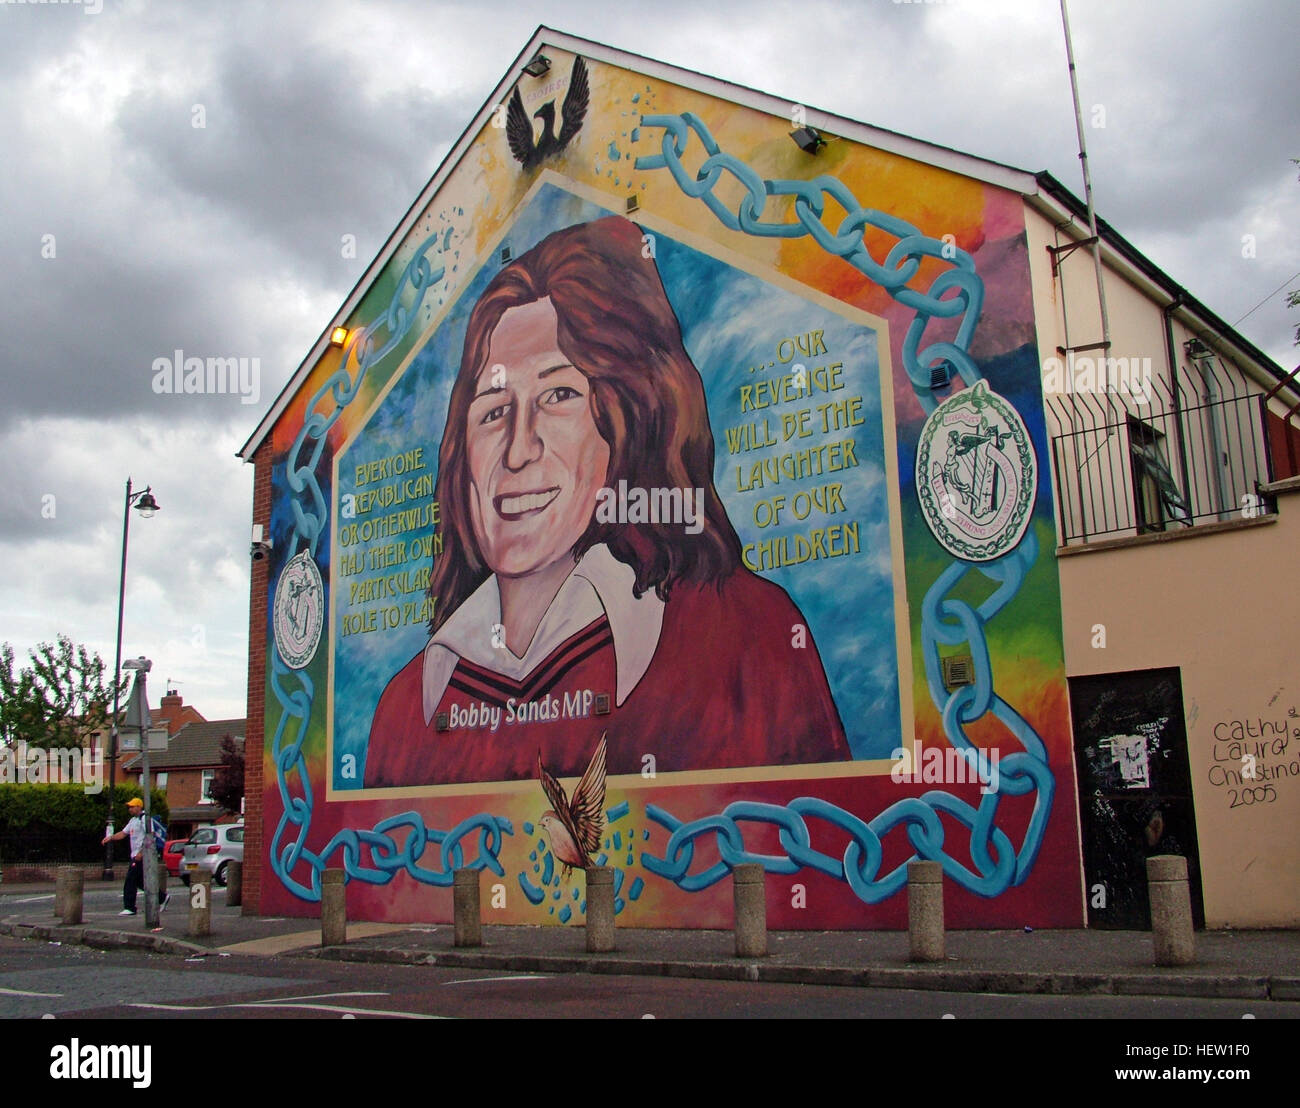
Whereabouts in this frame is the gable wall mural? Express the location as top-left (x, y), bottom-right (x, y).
top-left (257, 47), bottom-right (1084, 928)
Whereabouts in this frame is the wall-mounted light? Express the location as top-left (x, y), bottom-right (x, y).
top-left (522, 54), bottom-right (551, 78)
top-left (790, 126), bottom-right (826, 154)
top-left (330, 326), bottom-right (349, 348)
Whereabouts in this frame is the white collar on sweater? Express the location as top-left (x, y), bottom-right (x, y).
top-left (421, 543), bottom-right (664, 723)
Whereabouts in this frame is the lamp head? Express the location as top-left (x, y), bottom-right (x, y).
top-left (135, 488), bottom-right (159, 518)
top-left (522, 54), bottom-right (551, 78)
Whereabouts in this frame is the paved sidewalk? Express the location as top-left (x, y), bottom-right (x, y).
top-left (2, 880), bottom-right (1297, 1001)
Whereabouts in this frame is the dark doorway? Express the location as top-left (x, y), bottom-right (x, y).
top-left (1070, 667), bottom-right (1205, 929)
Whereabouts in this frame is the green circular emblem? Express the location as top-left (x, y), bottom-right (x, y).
top-left (915, 380), bottom-right (1036, 562)
top-left (273, 550), bottom-right (324, 669)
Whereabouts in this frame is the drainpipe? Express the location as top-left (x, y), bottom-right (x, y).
top-left (1162, 297), bottom-right (1197, 522)
top-left (1191, 347), bottom-right (1231, 520)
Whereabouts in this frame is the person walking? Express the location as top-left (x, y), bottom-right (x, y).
top-left (101, 797), bottom-right (168, 916)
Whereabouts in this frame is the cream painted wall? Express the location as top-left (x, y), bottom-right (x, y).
top-left (1024, 205), bottom-right (1275, 547)
top-left (1058, 495), bottom-right (1300, 928)
top-left (1025, 201), bottom-right (1298, 927)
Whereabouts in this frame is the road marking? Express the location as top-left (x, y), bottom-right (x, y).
top-left (0, 986), bottom-right (63, 997)
top-left (129, 1000), bottom-right (444, 1019)
top-left (233, 990), bottom-right (387, 1002)
top-left (217, 921), bottom-right (407, 956)
top-left (442, 975), bottom-right (549, 986)
top-left (9, 896), bottom-right (54, 904)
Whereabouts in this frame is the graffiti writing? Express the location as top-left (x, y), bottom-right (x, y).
top-left (1206, 709), bottom-right (1300, 809)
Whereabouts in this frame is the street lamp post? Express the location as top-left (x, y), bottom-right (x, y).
top-left (123, 657), bottom-right (160, 929)
top-left (101, 478), bottom-right (160, 881)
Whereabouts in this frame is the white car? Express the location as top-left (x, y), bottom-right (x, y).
top-left (180, 823), bottom-right (244, 887)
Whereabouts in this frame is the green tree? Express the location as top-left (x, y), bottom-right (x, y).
top-left (208, 733), bottom-right (245, 814)
top-left (0, 636), bottom-right (125, 750)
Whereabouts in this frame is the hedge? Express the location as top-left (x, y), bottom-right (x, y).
top-left (0, 783), bottom-right (169, 864)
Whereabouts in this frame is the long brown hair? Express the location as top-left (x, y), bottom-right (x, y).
top-left (427, 215), bottom-right (741, 633)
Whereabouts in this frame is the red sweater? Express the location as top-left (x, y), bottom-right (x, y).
top-left (364, 569), bottom-right (847, 787)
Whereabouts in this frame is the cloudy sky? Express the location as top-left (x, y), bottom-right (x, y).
top-left (1, 0), bottom-right (1295, 721)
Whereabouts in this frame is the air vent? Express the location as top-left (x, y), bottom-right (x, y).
top-left (930, 364), bottom-right (951, 389)
top-left (625, 195), bottom-right (640, 214)
top-left (942, 654), bottom-right (974, 689)
top-left (499, 246), bottom-right (512, 263)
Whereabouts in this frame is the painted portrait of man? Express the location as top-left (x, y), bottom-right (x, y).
top-left (363, 215), bottom-right (848, 788)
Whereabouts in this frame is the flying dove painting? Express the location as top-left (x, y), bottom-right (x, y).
top-left (537, 734), bottom-right (607, 880)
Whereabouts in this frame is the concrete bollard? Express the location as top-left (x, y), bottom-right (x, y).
top-left (453, 868), bottom-right (482, 947)
top-left (58, 869), bottom-right (84, 926)
top-left (225, 861), bottom-right (242, 907)
top-left (54, 867), bottom-right (69, 918)
top-left (1147, 854), bottom-right (1195, 966)
top-left (585, 866), bottom-right (615, 953)
top-left (189, 872), bottom-right (212, 937)
top-left (908, 860), bottom-right (945, 963)
top-left (733, 863), bottom-right (767, 958)
top-left (321, 868), bottom-right (347, 947)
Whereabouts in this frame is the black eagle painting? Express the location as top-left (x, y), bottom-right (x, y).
top-left (506, 55), bottom-right (589, 170)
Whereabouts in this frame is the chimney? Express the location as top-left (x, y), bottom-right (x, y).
top-left (154, 687), bottom-right (191, 734)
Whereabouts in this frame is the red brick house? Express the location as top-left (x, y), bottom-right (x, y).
top-left (123, 717), bottom-right (245, 839)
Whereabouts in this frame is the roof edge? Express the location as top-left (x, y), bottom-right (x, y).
top-left (238, 26), bottom-right (1041, 461)
top-left (1031, 171), bottom-right (1296, 399)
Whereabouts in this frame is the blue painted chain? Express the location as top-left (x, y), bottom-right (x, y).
top-left (637, 112), bottom-right (985, 411)
top-left (269, 233), bottom-right (514, 900)
top-left (635, 113), bottom-right (1052, 899)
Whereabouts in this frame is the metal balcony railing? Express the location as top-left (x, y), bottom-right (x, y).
top-left (1047, 355), bottom-right (1287, 545)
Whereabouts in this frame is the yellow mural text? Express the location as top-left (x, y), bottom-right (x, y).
top-left (338, 448), bottom-right (441, 636)
top-left (727, 332), bottom-right (866, 572)
top-left (354, 447), bottom-right (426, 486)
top-left (736, 440), bottom-right (859, 490)
top-left (740, 361), bottom-right (843, 412)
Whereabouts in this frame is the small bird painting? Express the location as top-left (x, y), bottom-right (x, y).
top-left (537, 734), bottom-right (607, 881)
top-left (506, 55), bottom-right (590, 170)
